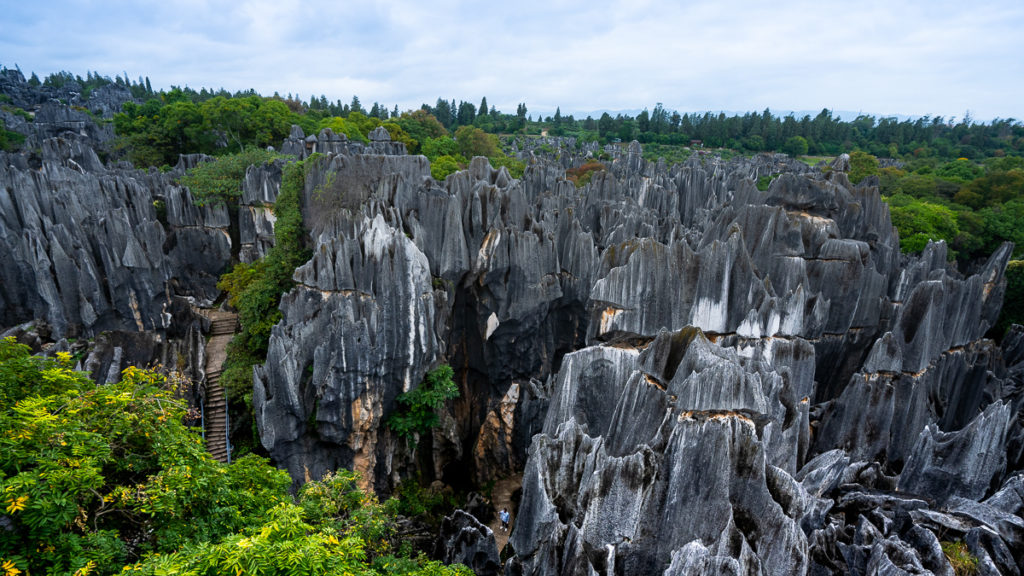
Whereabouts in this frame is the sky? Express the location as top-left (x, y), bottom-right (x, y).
top-left (2, 0), bottom-right (1022, 122)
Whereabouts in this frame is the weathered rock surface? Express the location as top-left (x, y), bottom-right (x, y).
top-left (434, 509), bottom-right (501, 576)
top-left (0, 138), bottom-right (230, 337)
top-left (2, 93), bottom-right (1022, 574)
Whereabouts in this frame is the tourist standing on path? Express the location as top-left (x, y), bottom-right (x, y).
top-left (500, 508), bottom-right (510, 531)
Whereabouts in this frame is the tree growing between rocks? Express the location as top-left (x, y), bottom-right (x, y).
top-left (388, 365), bottom-right (459, 442)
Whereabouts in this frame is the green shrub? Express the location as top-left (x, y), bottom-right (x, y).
top-left (179, 148), bottom-right (282, 206)
top-left (218, 157), bottom-right (313, 401)
top-left (388, 365), bottom-right (459, 440)
top-left (489, 154), bottom-right (526, 179)
top-left (0, 121), bottom-right (25, 152)
top-left (849, 150), bottom-right (880, 185)
top-left (941, 541), bottom-right (978, 576)
top-left (995, 260), bottom-right (1024, 338)
top-left (0, 338), bottom-right (291, 575)
top-left (422, 136), bottom-right (458, 161)
top-left (783, 135), bottom-right (809, 157)
top-left (387, 477), bottom-right (458, 525)
top-left (565, 161), bottom-right (606, 188)
top-left (0, 337), bottom-right (471, 576)
top-left (430, 155), bottom-right (461, 181)
top-left (756, 174), bottom-right (779, 191)
top-left (886, 194), bottom-right (961, 257)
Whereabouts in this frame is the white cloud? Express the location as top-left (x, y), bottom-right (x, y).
top-left (1, 0), bottom-right (1021, 120)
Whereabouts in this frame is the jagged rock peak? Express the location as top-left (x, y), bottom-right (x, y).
top-left (368, 126), bottom-right (391, 142)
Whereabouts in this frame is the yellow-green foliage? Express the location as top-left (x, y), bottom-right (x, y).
top-left (128, 470), bottom-right (473, 576)
top-left (848, 150), bottom-right (880, 185)
top-left (0, 338), bottom-right (471, 576)
top-left (941, 541), bottom-right (978, 576)
top-left (886, 194), bottom-right (961, 255)
top-left (318, 115), bottom-right (367, 142)
top-left (430, 155), bottom-right (461, 181)
top-left (488, 155), bottom-right (526, 179)
top-left (0, 337), bottom-right (291, 575)
top-left (180, 148), bottom-right (282, 206)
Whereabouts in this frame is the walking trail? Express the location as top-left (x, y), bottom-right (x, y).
top-left (488, 473), bottom-right (523, 555)
top-left (198, 309), bottom-right (238, 463)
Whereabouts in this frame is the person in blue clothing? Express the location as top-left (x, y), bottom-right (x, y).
top-left (499, 508), bottom-right (510, 531)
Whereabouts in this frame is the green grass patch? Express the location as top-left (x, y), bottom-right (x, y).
top-left (641, 143), bottom-right (693, 166)
top-left (941, 541), bottom-right (978, 575)
top-left (800, 155), bottom-right (832, 166)
top-left (757, 173), bottom-right (780, 191)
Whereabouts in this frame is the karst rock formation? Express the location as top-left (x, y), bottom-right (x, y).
top-left (1, 80), bottom-right (1022, 575)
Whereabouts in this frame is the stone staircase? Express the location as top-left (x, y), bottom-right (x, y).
top-left (201, 310), bottom-right (239, 463)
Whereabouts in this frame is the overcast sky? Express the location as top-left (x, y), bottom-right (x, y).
top-left (2, 0), bottom-right (1022, 121)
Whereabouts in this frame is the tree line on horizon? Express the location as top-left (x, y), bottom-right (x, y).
top-left (4, 66), bottom-right (1021, 162)
top-left (3, 67), bottom-right (1024, 268)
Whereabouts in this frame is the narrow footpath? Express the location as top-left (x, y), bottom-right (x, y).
top-left (488, 473), bottom-right (523, 554)
top-left (199, 310), bottom-right (238, 463)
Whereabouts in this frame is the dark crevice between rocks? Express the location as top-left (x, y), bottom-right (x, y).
top-left (226, 197), bottom-right (241, 263)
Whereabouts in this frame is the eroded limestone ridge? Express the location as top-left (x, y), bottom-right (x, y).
top-left (2, 117), bottom-right (1021, 573)
top-left (244, 134), bottom-right (1019, 572)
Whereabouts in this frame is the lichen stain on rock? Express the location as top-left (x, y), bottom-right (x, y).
top-left (598, 307), bottom-right (622, 335)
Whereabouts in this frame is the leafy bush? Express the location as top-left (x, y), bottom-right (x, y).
top-left (887, 194), bottom-right (961, 255)
top-left (0, 338), bottom-right (290, 575)
top-left (941, 541), bottom-right (978, 576)
top-left (488, 154), bottom-right (526, 179)
top-left (179, 148), bottom-right (282, 206)
top-left (847, 150), bottom-right (880, 185)
top-left (387, 478), bottom-right (459, 526)
top-left (388, 365), bottom-right (459, 440)
top-left (936, 158), bottom-right (982, 183)
top-left (995, 260), bottom-right (1024, 338)
top-left (453, 125), bottom-right (500, 158)
top-left (756, 174), bottom-right (779, 191)
top-left (641, 143), bottom-right (693, 166)
top-left (0, 120), bottom-right (25, 152)
top-left (0, 338), bottom-right (471, 576)
top-left (394, 110), bottom-right (448, 155)
top-left (318, 115), bottom-right (367, 142)
top-left (422, 136), bottom-right (458, 161)
top-left (218, 157), bottom-right (313, 401)
top-left (430, 155), bottom-right (461, 181)
top-left (565, 161), bottom-right (606, 188)
top-left (783, 135), bottom-right (809, 157)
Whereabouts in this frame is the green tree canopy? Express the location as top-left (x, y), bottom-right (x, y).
top-left (388, 365), bottom-right (459, 440)
top-left (453, 125), bottom-right (500, 159)
top-left (848, 150), bottom-right (880, 185)
top-left (783, 135), bottom-right (809, 157)
top-left (179, 148), bottom-right (282, 206)
top-left (0, 338), bottom-right (471, 576)
top-left (430, 155), bottom-right (461, 181)
top-left (0, 338), bottom-right (291, 575)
